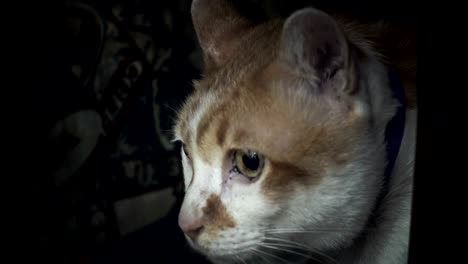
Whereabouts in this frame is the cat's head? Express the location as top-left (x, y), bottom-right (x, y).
top-left (174, 1), bottom-right (392, 263)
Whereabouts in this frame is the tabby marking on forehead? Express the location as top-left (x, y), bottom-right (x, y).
top-left (190, 93), bottom-right (215, 138)
top-left (196, 100), bottom-right (229, 148)
top-left (215, 117), bottom-right (230, 147)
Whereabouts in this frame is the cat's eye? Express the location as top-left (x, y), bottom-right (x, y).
top-left (235, 150), bottom-right (264, 179)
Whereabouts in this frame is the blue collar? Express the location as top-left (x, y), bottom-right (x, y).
top-left (368, 67), bottom-right (407, 226)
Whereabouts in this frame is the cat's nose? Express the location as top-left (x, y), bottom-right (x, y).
top-left (186, 225), bottom-right (205, 241)
top-left (179, 214), bottom-right (205, 241)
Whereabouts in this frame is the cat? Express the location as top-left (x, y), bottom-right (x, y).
top-left (173, 0), bottom-right (416, 263)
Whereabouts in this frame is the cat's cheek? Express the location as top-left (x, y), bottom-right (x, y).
top-left (222, 170), bottom-right (256, 190)
top-left (221, 171), bottom-right (237, 191)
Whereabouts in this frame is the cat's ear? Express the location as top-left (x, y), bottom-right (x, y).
top-left (191, 0), bottom-right (261, 70)
top-left (279, 8), bottom-right (356, 94)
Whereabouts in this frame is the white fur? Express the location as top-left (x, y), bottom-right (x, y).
top-left (337, 110), bottom-right (416, 264)
top-left (330, 59), bottom-right (415, 264)
top-left (180, 147), bottom-right (277, 263)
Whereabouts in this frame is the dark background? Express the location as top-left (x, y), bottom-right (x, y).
top-left (16, 1), bottom-right (465, 264)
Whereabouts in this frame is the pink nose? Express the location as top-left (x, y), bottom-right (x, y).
top-left (178, 213), bottom-right (204, 241)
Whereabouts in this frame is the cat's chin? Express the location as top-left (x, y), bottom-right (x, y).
top-left (199, 246), bottom-right (256, 259)
top-left (186, 228), bottom-right (265, 262)
top-left (207, 251), bottom-right (307, 264)
top-left (192, 244), bottom-right (258, 264)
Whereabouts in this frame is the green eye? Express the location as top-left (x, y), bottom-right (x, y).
top-left (235, 150), bottom-right (265, 178)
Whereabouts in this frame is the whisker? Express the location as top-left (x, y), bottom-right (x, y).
top-left (264, 227), bottom-right (357, 231)
top-left (263, 242), bottom-right (309, 252)
top-left (260, 243), bottom-right (316, 260)
top-left (162, 103), bottom-right (180, 115)
top-left (250, 249), bottom-right (271, 264)
top-left (251, 248), bottom-right (290, 264)
top-left (235, 255), bottom-right (247, 264)
top-left (264, 237), bottom-right (337, 264)
top-left (264, 237), bottom-right (309, 249)
top-left (265, 228), bottom-right (388, 236)
top-left (265, 229), bottom-right (359, 234)
top-left (308, 250), bottom-right (337, 264)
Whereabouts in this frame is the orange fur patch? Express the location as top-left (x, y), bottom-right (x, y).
top-left (261, 159), bottom-right (310, 199)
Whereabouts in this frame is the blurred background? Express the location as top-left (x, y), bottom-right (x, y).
top-left (17, 0), bottom-right (417, 263)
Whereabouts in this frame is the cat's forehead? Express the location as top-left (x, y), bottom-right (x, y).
top-left (175, 68), bottom-right (357, 164)
top-left (175, 77), bottom-right (364, 203)
top-left (174, 59), bottom-right (366, 202)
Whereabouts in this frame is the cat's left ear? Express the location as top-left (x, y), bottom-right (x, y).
top-left (279, 8), bottom-right (357, 95)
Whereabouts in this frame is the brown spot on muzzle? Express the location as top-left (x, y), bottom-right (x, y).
top-left (202, 194), bottom-right (236, 235)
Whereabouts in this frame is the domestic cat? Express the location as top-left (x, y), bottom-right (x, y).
top-left (173, 0), bottom-right (416, 263)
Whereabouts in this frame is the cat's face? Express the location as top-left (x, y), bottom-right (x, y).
top-left (174, 1), bottom-right (386, 263)
top-left (175, 76), bottom-right (377, 263)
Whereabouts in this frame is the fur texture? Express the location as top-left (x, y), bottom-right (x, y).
top-left (174, 1), bottom-right (416, 263)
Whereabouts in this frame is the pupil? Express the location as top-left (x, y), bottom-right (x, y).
top-left (242, 153), bottom-right (259, 171)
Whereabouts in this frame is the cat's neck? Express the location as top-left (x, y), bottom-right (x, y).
top-left (330, 54), bottom-right (416, 264)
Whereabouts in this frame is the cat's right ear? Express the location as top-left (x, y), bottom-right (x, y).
top-left (191, 0), bottom-right (261, 71)
top-left (279, 8), bottom-right (357, 95)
